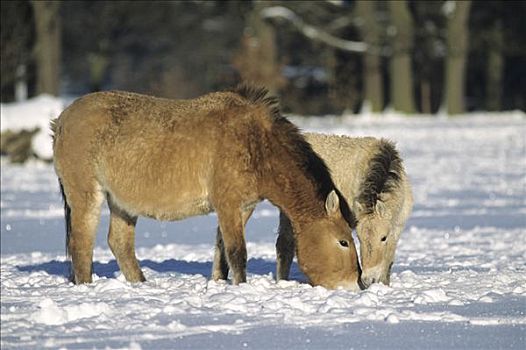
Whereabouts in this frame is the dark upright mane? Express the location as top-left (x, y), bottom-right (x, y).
top-left (233, 84), bottom-right (334, 199)
top-left (231, 84), bottom-right (281, 119)
top-left (232, 84), bottom-right (355, 225)
top-left (358, 140), bottom-right (403, 214)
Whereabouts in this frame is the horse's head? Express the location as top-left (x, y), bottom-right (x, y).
top-left (295, 191), bottom-right (362, 290)
top-left (354, 199), bottom-right (397, 288)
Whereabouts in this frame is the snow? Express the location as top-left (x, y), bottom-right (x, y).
top-left (0, 95), bottom-right (65, 160)
top-left (1, 96), bottom-right (526, 349)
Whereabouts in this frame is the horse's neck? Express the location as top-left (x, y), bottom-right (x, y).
top-left (260, 158), bottom-right (326, 227)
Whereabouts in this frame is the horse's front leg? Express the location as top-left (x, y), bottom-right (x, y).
top-left (216, 207), bottom-right (254, 285)
top-left (212, 226), bottom-right (229, 281)
top-left (107, 200), bottom-right (144, 283)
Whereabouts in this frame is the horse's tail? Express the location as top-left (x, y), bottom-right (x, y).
top-left (58, 179), bottom-right (72, 262)
top-left (50, 118), bottom-right (58, 144)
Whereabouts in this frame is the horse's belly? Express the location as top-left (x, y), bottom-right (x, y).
top-left (108, 186), bottom-right (214, 221)
top-left (141, 196), bottom-right (214, 221)
top-left (101, 159), bottom-right (214, 221)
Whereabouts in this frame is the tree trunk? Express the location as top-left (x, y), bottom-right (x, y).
top-left (15, 65), bottom-right (28, 102)
top-left (444, 1), bottom-right (471, 115)
top-left (486, 20), bottom-right (503, 111)
top-left (355, 1), bottom-right (384, 113)
top-left (388, 0), bottom-right (416, 114)
top-left (88, 53), bottom-right (109, 92)
top-left (420, 79), bottom-right (432, 114)
top-left (32, 1), bottom-right (61, 96)
top-left (233, 2), bottom-right (283, 95)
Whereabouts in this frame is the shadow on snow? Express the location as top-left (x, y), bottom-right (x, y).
top-left (16, 258), bottom-right (307, 282)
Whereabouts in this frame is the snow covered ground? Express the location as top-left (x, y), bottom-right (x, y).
top-left (1, 96), bottom-right (525, 349)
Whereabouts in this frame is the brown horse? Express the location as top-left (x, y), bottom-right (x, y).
top-left (52, 86), bottom-right (361, 290)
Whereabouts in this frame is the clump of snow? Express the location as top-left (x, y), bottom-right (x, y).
top-left (32, 298), bottom-right (112, 325)
top-left (413, 289), bottom-right (450, 304)
top-left (1, 95), bottom-right (65, 160)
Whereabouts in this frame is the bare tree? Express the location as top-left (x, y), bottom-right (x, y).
top-left (387, 0), bottom-right (416, 114)
top-left (260, 5), bottom-right (366, 52)
top-left (233, 2), bottom-right (284, 95)
top-left (262, 3), bottom-right (419, 115)
top-left (443, 0), bottom-right (472, 115)
top-left (1, 1), bottom-right (33, 102)
top-left (261, 4), bottom-right (369, 113)
top-left (32, 0), bottom-right (61, 96)
top-left (355, 1), bottom-right (383, 113)
top-left (486, 19), bottom-right (503, 111)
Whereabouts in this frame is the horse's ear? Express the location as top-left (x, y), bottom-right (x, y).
top-left (325, 190), bottom-right (341, 217)
top-left (353, 199), bottom-right (364, 216)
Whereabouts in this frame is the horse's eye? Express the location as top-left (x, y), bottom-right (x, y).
top-left (339, 240), bottom-right (349, 247)
top-left (381, 236), bottom-right (387, 242)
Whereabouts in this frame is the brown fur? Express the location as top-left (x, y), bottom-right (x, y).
top-left (52, 86), bottom-right (361, 289)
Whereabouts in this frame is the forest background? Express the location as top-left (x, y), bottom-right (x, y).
top-left (1, 0), bottom-right (525, 116)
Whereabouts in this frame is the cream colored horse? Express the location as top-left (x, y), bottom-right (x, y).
top-left (52, 86), bottom-right (361, 290)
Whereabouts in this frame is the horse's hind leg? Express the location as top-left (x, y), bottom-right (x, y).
top-left (212, 227), bottom-right (229, 281)
top-left (67, 184), bottom-right (104, 284)
top-left (276, 212), bottom-right (295, 280)
top-left (107, 200), bottom-right (145, 282)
